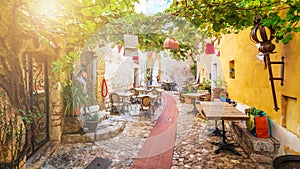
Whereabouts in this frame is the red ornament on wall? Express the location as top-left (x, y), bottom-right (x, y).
top-left (117, 45), bottom-right (122, 53)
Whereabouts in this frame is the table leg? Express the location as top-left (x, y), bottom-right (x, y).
top-left (120, 98), bottom-right (125, 114)
top-left (210, 120), bottom-right (241, 156)
top-left (208, 120), bottom-right (223, 137)
top-left (188, 98), bottom-right (198, 115)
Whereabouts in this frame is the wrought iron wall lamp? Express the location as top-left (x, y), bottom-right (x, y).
top-left (250, 15), bottom-right (285, 111)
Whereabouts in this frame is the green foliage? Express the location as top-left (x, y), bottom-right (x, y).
top-left (44, 0), bottom-right (137, 116)
top-left (97, 12), bottom-right (205, 61)
top-left (52, 52), bottom-right (79, 78)
top-left (246, 107), bottom-right (266, 116)
top-left (213, 76), bottom-right (227, 89)
top-left (184, 84), bottom-right (197, 94)
top-left (189, 64), bottom-right (196, 77)
top-left (0, 93), bottom-right (35, 168)
top-left (200, 78), bottom-right (211, 92)
top-left (166, 0), bottom-right (300, 45)
top-left (61, 79), bottom-right (91, 117)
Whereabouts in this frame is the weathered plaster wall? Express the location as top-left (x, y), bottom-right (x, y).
top-left (220, 28), bottom-right (300, 155)
top-left (219, 28), bottom-right (277, 117)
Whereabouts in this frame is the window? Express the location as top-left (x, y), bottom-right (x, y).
top-left (229, 60), bottom-right (235, 79)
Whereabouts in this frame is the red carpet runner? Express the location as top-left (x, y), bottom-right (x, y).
top-left (131, 92), bottom-right (178, 169)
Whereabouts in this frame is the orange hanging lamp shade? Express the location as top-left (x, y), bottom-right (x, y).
top-left (163, 37), bottom-right (179, 50)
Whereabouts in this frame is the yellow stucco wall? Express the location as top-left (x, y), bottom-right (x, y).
top-left (220, 28), bottom-right (300, 136)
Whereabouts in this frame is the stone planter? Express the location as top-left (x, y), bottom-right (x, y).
top-left (86, 121), bottom-right (98, 132)
top-left (212, 88), bottom-right (225, 100)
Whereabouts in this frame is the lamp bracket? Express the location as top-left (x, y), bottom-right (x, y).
top-left (269, 56), bottom-right (285, 86)
top-left (266, 55), bottom-right (285, 111)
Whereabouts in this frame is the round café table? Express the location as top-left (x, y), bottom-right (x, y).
top-left (182, 93), bottom-right (206, 115)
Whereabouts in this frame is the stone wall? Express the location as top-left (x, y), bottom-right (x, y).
top-left (49, 78), bottom-right (63, 142)
top-left (96, 48), bottom-right (106, 110)
top-left (231, 122), bottom-right (280, 164)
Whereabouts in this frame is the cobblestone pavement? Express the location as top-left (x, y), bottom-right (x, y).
top-left (45, 93), bottom-right (271, 169)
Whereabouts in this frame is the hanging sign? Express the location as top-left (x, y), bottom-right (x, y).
top-left (124, 34), bottom-right (138, 57)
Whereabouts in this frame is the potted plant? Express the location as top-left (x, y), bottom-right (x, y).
top-left (183, 84), bottom-right (197, 104)
top-left (212, 76), bottom-right (227, 99)
top-left (200, 78), bottom-right (211, 93)
top-left (62, 80), bottom-right (89, 117)
top-left (85, 113), bottom-right (99, 132)
top-left (53, 52), bottom-right (87, 117)
top-left (189, 64), bottom-right (197, 78)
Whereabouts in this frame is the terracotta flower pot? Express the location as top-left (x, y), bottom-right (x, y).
top-left (66, 106), bottom-right (80, 117)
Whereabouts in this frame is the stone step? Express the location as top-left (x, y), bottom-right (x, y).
top-left (85, 115), bottom-right (126, 141)
top-left (83, 110), bottom-right (110, 123)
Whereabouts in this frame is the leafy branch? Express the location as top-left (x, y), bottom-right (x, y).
top-left (165, 0), bottom-right (299, 44)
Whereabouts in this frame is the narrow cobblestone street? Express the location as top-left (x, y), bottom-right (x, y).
top-left (45, 92), bottom-right (270, 169)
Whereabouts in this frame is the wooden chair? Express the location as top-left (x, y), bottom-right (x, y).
top-left (139, 96), bottom-right (152, 120)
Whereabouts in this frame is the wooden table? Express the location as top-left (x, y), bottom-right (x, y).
top-left (182, 93), bottom-right (206, 115)
top-left (134, 87), bottom-right (146, 94)
top-left (200, 101), bottom-right (249, 155)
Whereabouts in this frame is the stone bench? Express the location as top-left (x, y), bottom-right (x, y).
top-left (231, 121), bottom-right (280, 164)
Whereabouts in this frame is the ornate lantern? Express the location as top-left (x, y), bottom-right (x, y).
top-left (250, 16), bottom-right (276, 54)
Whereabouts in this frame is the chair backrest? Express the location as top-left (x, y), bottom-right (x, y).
top-left (151, 89), bottom-right (159, 95)
top-left (141, 96), bottom-right (151, 108)
top-left (110, 93), bottom-right (120, 104)
top-left (129, 88), bottom-right (138, 96)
